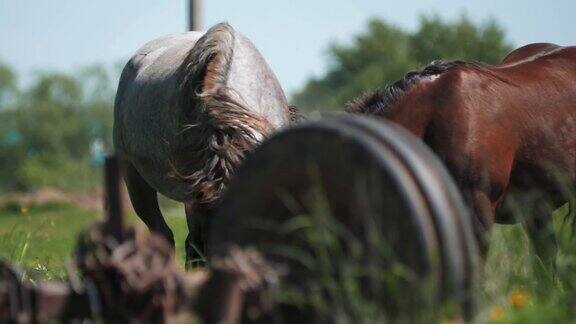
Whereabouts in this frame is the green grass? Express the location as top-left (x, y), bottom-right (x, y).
top-left (0, 200), bottom-right (188, 280)
top-left (477, 204), bottom-right (576, 323)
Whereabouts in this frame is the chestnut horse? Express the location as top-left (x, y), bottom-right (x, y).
top-left (347, 43), bottom-right (576, 264)
top-left (114, 23), bottom-right (296, 265)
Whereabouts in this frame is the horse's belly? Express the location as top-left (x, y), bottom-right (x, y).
top-left (510, 139), bottom-right (576, 192)
top-left (131, 156), bottom-right (192, 202)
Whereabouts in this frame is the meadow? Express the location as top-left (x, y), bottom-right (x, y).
top-left (0, 199), bottom-right (188, 280)
top-left (1, 198), bottom-right (575, 323)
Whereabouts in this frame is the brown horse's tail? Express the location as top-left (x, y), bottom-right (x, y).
top-left (174, 22), bottom-right (274, 206)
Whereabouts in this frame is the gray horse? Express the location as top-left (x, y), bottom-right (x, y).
top-left (114, 22), bottom-right (296, 265)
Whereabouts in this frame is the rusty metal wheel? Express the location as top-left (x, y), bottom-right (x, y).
top-left (209, 115), bottom-right (479, 320)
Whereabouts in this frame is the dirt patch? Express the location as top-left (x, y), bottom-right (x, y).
top-left (0, 188), bottom-right (107, 211)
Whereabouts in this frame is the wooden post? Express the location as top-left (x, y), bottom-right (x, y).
top-left (104, 155), bottom-right (123, 240)
top-left (188, 0), bottom-right (202, 31)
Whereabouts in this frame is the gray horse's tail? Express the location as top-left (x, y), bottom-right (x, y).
top-left (174, 22), bottom-right (273, 206)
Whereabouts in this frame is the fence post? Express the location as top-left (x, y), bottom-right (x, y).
top-left (104, 155), bottom-right (123, 240)
top-left (188, 0), bottom-right (202, 31)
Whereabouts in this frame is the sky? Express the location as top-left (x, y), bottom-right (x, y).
top-left (1, 0), bottom-right (575, 96)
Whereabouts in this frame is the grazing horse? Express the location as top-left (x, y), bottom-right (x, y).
top-left (114, 23), bottom-right (295, 264)
top-left (346, 43), bottom-right (576, 263)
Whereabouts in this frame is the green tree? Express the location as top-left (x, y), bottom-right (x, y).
top-left (292, 15), bottom-right (513, 112)
top-left (0, 62), bottom-right (117, 192)
top-left (0, 62), bottom-right (18, 110)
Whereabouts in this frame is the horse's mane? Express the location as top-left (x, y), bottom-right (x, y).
top-left (345, 60), bottom-right (471, 116)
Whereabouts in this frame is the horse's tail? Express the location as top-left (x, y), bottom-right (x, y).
top-left (175, 22), bottom-right (274, 206)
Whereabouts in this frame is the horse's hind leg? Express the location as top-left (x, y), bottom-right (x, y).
top-left (520, 194), bottom-right (558, 279)
top-left (123, 162), bottom-right (175, 246)
top-left (184, 203), bottom-right (212, 268)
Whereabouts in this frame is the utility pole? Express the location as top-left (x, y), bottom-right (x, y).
top-left (188, 0), bottom-right (202, 31)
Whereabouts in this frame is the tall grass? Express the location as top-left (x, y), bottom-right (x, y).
top-left (479, 202), bottom-right (576, 323)
top-left (242, 186), bottom-right (444, 323)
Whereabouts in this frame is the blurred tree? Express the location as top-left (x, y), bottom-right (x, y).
top-left (410, 14), bottom-right (510, 64)
top-left (17, 73), bottom-right (89, 159)
top-left (292, 15), bottom-right (513, 112)
top-left (0, 63), bottom-right (117, 192)
top-left (0, 62), bottom-right (18, 110)
top-left (78, 65), bottom-right (117, 148)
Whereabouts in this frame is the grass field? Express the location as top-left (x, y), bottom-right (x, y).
top-left (1, 199), bottom-right (575, 322)
top-left (0, 200), bottom-right (188, 280)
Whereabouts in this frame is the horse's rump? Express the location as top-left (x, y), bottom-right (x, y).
top-left (173, 23), bottom-right (290, 205)
top-left (114, 23), bottom-right (291, 204)
top-left (501, 43), bottom-right (560, 64)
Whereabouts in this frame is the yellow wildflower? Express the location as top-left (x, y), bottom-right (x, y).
top-left (509, 289), bottom-right (530, 308)
top-left (489, 306), bottom-right (504, 321)
top-left (20, 205), bottom-right (29, 215)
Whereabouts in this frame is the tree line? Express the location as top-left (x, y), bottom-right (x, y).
top-left (292, 14), bottom-right (512, 112)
